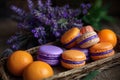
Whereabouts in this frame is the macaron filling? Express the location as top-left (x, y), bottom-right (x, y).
top-left (63, 34), bottom-right (80, 47)
top-left (61, 58), bottom-right (85, 64)
top-left (91, 49), bottom-right (113, 56)
top-left (78, 34), bottom-right (98, 46)
top-left (38, 54), bottom-right (60, 60)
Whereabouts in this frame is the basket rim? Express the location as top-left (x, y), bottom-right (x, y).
top-left (44, 52), bottom-right (120, 80)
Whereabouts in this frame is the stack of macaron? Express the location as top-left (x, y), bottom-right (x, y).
top-left (90, 42), bottom-right (115, 60)
top-left (60, 26), bottom-right (100, 62)
top-left (36, 25), bottom-right (116, 70)
top-left (76, 26), bottom-right (100, 48)
top-left (37, 44), bottom-right (87, 69)
top-left (60, 26), bottom-right (115, 63)
top-left (37, 45), bottom-right (63, 66)
top-left (61, 50), bottom-right (86, 69)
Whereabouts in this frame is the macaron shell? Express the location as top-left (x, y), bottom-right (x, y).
top-left (91, 50), bottom-right (115, 60)
top-left (77, 32), bottom-right (100, 48)
top-left (62, 50), bottom-right (86, 61)
top-left (61, 27), bottom-right (80, 44)
top-left (80, 25), bottom-right (94, 34)
top-left (90, 42), bottom-right (113, 53)
top-left (61, 61), bottom-right (85, 69)
top-left (38, 45), bottom-right (63, 55)
top-left (70, 47), bottom-right (90, 61)
top-left (71, 47), bottom-right (89, 56)
top-left (65, 41), bottom-right (77, 49)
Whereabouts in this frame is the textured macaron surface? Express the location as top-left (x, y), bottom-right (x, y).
top-left (71, 47), bottom-right (90, 61)
top-left (61, 50), bottom-right (86, 69)
top-left (61, 27), bottom-right (80, 44)
top-left (37, 45), bottom-right (63, 66)
top-left (90, 42), bottom-right (115, 60)
top-left (77, 31), bottom-right (99, 48)
top-left (90, 42), bottom-right (113, 53)
top-left (38, 45), bottom-right (63, 56)
top-left (80, 25), bottom-right (94, 34)
top-left (62, 50), bottom-right (86, 61)
top-left (71, 47), bottom-right (89, 56)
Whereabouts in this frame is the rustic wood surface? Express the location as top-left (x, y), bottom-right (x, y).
top-left (0, 18), bottom-right (120, 80)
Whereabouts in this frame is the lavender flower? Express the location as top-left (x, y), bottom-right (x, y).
top-left (81, 3), bottom-right (91, 15)
top-left (11, 43), bottom-right (20, 50)
top-left (27, 0), bottom-right (34, 13)
top-left (10, 5), bottom-right (26, 17)
top-left (8, 0), bottom-right (88, 50)
top-left (53, 31), bottom-right (61, 38)
top-left (46, 0), bottom-right (52, 6)
top-left (32, 26), bottom-right (46, 38)
top-left (38, 0), bottom-right (43, 8)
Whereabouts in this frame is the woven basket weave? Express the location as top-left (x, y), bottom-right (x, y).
top-left (0, 35), bottom-right (120, 80)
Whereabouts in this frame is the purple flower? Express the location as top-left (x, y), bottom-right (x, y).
top-left (38, 38), bottom-right (43, 44)
top-left (53, 31), bottom-right (61, 38)
top-left (80, 3), bottom-right (91, 15)
top-left (38, 0), bottom-right (43, 8)
top-left (27, 0), bottom-right (34, 12)
top-left (46, 0), bottom-right (52, 6)
top-left (7, 36), bottom-right (17, 44)
top-left (10, 5), bottom-right (26, 17)
top-left (8, 0), bottom-right (86, 50)
top-left (17, 23), bottom-right (25, 29)
top-left (32, 26), bottom-right (46, 38)
top-left (12, 43), bottom-right (20, 50)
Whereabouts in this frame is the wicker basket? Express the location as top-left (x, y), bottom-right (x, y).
top-left (0, 35), bottom-right (120, 80)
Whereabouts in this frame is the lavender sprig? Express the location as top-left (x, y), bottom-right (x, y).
top-left (38, 0), bottom-right (43, 8)
top-left (81, 3), bottom-right (91, 15)
top-left (10, 5), bottom-right (26, 17)
top-left (8, 0), bottom-right (91, 50)
top-left (32, 26), bottom-right (46, 38)
top-left (46, 0), bottom-right (52, 6)
top-left (27, 0), bottom-right (34, 13)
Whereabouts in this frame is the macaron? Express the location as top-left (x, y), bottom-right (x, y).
top-left (90, 42), bottom-right (115, 60)
top-left (71, 47), bottom-right (90, 61)
top-left (61, 50), bottom-right (86, 69)
top-left (37, 45), bottom-right (63, 66)
top-left (61, 27), bottom-right (81, 48)
top-left (80, 25), bottom-right (94, 34)
top-left (76, 31), bottom-right (100, 48)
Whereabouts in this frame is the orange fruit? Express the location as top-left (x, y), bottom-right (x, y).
top-left (98, 29), bottom-right (117, 47)
top-left (7, 50), bottom-right (33, 76)
top-left (23, 61), bottom-right (54, 80)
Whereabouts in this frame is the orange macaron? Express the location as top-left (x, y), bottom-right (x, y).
top-left (90, 42), bottom-right (115, 60)
top-left (61, 50), bottom-right (86, 69)
top-left (61, 27), bottom-right (81, 48)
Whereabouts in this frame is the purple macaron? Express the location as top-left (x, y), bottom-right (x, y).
top-left (37, 45), bottom-right (63, 66)
top-left (71, 47), bottom-right (90, 61)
